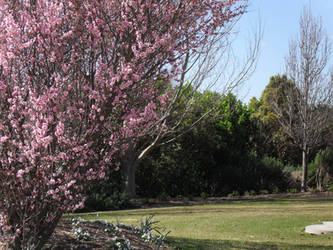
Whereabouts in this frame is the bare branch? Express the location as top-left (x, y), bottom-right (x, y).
top-left (273, 6), bottom-right (333, 191)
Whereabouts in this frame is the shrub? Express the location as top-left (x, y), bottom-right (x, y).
top-left (200, 192), bottom-right (208, 199)
top-left (309, 188), bottom-right (320, 193)
top-left (228, 190), bottom-right (240, 197)
top-left (130, 215), bottom-right (171, 247)
top-left (257, 156), bottom-right (293, 193)
top-left (157, 192), bottom-right (169, 202)
top-left (249, 190), bottom-right (257, 196)
top-left (309, 147), bottom-right (333, 191)
top-left (187, 194), bottom-right (194, 201)
top-left (272, 186), bottom-right (280, 194)
top-left (104, 192), bottom-right (131, 210)
top-left (259, 189), bottom-right (269, 195)
top-left (328, 184), bottom-right (333, 192)
top-left (287, 188), bottom-right (298, 194)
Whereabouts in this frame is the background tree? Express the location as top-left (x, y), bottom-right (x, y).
top-left (118, 0), bottom-right (262, 197)
top-left (0, 1), bottom-right (111, 248)
top-left (250, 75), bottom-right (301, 166)
top-left (272, 7), bottom-right (333, 191)
top-left (308, 147), bottom-right (333, 191)
top-left (136, 92), bottom-right (292, 198)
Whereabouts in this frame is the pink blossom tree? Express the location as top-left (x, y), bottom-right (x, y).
top-left (116, 1), bottom-right (260, 197)
top-left (0, 0), bottom-right (247, 248)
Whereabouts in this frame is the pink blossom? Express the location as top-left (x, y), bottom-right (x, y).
top-left (0, 0), bottom-right (244, 248)
top-left (16, 170), bottom-right (24, 178)
top-left (0, 136), bottom-right (8, 143)
top-left (55, 121), bottom-right (64, 137)
top-left (97, 169), bottom-right (105, 178)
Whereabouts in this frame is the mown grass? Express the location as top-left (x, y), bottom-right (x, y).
top-left (68, 197), bottom-right (333, 249)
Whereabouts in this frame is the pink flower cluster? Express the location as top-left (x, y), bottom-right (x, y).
top-left (0, 0), bottom-right (245, 248)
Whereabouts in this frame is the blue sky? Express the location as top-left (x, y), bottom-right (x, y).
top-left (235, 0), bottom-right (333, 103)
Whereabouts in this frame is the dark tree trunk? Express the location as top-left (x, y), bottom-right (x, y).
top-left (121, 147), bottom-right (139, 198)
top-left (6, 213), bottom-right (62, 250)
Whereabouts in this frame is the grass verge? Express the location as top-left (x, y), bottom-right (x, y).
top-left (68, 197), bottom-right (333, 249)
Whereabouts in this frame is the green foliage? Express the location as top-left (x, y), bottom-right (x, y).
top-left (156, 192), bottom-right (169, 202)
top-left (260, 155), bottom-right (284, 169)
top-left (131, 215), bottom-right (171, 247)
top-left (200, 192), bottom-right (208, 199)
top-left (327, 184), bottom-right (333, 192)
top-left (252, 156), bottom-right (293, 193)
top-left (272, 186), bottom-right (280, 194)
top-left (250, 190), bottom-right (256, 195)
top-left (137, 92), bottom-right (260, 197)
top-left (80, 171), bottom-right (132, 212)
top-left (244, 190), bottom-right (257, 196)
top-left (314, 148), bottom-right (333, 174)
top-left (307, 147), bottom-right (333, 190)
top-left (309, 188), bottom-right (320, 193)
top-left (82, 88), bottom-right (298, 206)
top-left (259, 189), bottom-right (269, 195)
top-left (228, 190), bottom-right (240, 197)
top-left (307, 161), bottom-right (317, 187)
top-left (287, 188), bottom-right (298, 193)
top-left (137, 92), bottom-right (294, 198)
top-left (250, 75), bottom-right (301, 166)
top-left (104, 191), bottom-right (131, 210)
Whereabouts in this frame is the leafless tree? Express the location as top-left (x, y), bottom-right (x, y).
top-left (273, 7), bottom-right (333, 192)
top-left (120, 4), bottom-right (262, 197)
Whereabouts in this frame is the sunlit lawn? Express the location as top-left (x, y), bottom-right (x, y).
top-left (69, 197), bottom-right (333, 249)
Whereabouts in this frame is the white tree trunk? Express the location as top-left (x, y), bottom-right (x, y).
top-left (301, 147), bottom-right (308, 192)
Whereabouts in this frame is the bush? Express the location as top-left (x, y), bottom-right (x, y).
top-left (157, 192), bottom-right (169, 202)
top-left (80, 169), bottom-right (134, 212)
top-left (272, 186), bottom-right (280, 194)
top-left (241, 190), bottom-right (257, 197)
top-left (328, 184), bottom-right (333, 192)
top-left (287, 188), bottom-right (298, 194)
top-left (249, 190), bottom-right (256, 196)
top-left (187, 194), bottom-right (194, 201)
top-left (308, 147), bottom-right (333, 191)
top-left (309, 188), bottom-right (320, 193)
top-left (200, 192), bottom-right (208, 199)
top-left (104, 191), bottom-right (131, 210)
top-left (261, 156), bottom-right (284, 170)
top-left (259, 189), bottom-right (269, 195)
top-left (257, 156), bottom-right (293, 193)
top-left (228, 190), bottom-right (240, 197)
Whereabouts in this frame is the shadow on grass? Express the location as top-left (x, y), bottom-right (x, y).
top-left (72, 195), bottom-right (333, 218)
top-left (166, 237), bottom-right (333, 250)
top-left (231, 197), bottom-right (333, 205)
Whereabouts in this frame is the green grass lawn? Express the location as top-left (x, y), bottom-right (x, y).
top-left (70, 197), bottom-right (333, 249)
